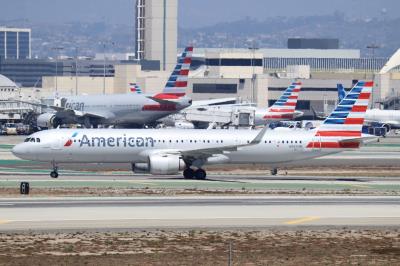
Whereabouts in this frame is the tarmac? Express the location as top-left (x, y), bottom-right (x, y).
top-left (0, 196), bottom-right (399, 231)
top-left (0, 135), bottom-right (399, 232)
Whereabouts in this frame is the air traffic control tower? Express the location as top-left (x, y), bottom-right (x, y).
top-left (135, 0), bottom-right (178, 71)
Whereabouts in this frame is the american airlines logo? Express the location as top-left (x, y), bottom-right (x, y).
top-left (79, 135), bottom-right (155, 148)
top-left (64, 132), bottom-right (79, 147)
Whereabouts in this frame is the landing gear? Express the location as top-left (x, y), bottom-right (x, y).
top-left (183, 168), bottom-right (195, 179)
top-left (183, 168), bottom-right (207, 180)
top-left (50, 171), bottom-right (59, 178)
top-left (271, 168), bottom-right (278, 176)
top-left (50, 162), bottom-right (59, 178)
top-left (194, 169), bottom-right (207, 180)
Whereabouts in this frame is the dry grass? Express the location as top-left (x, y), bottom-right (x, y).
top-left (0, 229), bottom-right (399, 265)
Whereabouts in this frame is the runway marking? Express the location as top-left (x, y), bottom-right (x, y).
top-left (284, 216), bottom-right (320, 225)
top-left (0, 220), bottom-right (10, 225)
top-left (349, 184), bottom-right (371, 189)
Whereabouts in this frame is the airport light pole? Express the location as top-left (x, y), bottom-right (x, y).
top-left (75, 47), bottom-right (79, 96)
top-left (52, 47), bottom-right (64, 94)
top-left (248, 43), bottom-right (259, 104)
top-left (103, 42), bottom-right (106, 95)
top-left (366, 44), bottom-right (380, 107)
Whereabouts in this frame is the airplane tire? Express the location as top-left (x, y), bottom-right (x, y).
top-left (183, 168), bottom-right (195, 179)
top-left (271, 168), bottom-right (278, 176)
top-left (194, 169), bottom-right (207, 180)
top-left (50, 171), bottom-right (59, 178)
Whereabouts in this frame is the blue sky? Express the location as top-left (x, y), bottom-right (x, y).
top-left (0, 0), bottom-right (399, 27)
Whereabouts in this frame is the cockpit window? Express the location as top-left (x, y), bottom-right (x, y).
top-left (24, 137), bottom-right (40, 143)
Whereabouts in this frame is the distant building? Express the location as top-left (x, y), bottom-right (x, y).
top-left (0, 27), bottom-right (31, 59)
top-left (135, 0), bottom-right (178, 71)
top-left (288, 38), bottom-right (339, 50)
top-left (0, 58), bottom-right (116, 87)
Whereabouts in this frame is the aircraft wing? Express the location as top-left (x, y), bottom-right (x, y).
top-left (157, 126), bottom-right (268, 160)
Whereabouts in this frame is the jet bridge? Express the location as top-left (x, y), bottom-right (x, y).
top-left (183, 105), bottom-right (255, 127)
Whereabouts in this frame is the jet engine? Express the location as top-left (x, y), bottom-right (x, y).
top-left (174, 121), bottom-right (195, 129)
top-left (148, 154), bottom-right (186, 175)
top-left (37, 113), bottom-right (61, 128)
top-left (132, 163), bottom-right (149, 173)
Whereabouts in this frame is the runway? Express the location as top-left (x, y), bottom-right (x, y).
top-left (0, 196), bottom-right (399, 231)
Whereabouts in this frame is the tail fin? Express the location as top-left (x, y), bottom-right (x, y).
top-left (129, 83), bottom-right (142, 94)
top-left (337, 84), bottom-right (346, 102)
top-left (268, 82), bottom-right (302, 113)
top-left (308, 81), bottom-right (373, 148)
top-left (157, 46), bottom-right (193, 99)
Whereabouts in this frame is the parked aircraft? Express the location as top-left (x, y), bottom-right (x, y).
top-left (12, 81), bottom-right (373, 179)
top-left (254, 82), bottom-right (303, 124)
top-left (339, 83), bottom-right (400, 131)
top-left (161, 82), bottom-right (303, 129)
top-left (29, 47), bottom-right (194, 129)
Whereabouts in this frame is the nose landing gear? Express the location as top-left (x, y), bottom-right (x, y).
top-left (50, 162), bottom-right (59, 178)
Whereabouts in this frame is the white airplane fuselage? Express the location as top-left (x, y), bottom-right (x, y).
top-left (60, 93), bottom-right (192, 125)
top-left (365, 109), bottom-right (400, 128)
top-left (13, 128), bottom-right (338, 165)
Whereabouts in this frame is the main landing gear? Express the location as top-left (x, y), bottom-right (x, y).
top-left (183, 168), bottom-right (207, 180)
top-left (50, 162), bottom-right (59, 178)
top-left (270, 168), bottom-right (278, 176)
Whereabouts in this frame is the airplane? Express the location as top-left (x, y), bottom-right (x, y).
top-left (29, 47), bottom-right (194, 129)
top-left (129, 83), bottom-right (142, 94)
top-left (12, 81), bottom-right (374, 179)
top-left (339, 83), bottom-right (400, 131)
top-left (161, 82), bottom-right (303, 129)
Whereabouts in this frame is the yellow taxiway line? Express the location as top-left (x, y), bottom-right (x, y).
top-left (284, 216), bottom-right (320, 225)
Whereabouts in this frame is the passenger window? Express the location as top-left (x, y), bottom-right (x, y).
top-left (30, 138), bottom-right (35, 142)
top-left (24, 138), bottom-right (30, 142)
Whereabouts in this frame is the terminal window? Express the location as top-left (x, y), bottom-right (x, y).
top-left (206, 58), bottom-right (262, 67)
top-left (193, 84), bottom-right (238, 94)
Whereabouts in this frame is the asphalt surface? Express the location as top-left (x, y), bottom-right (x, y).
top-left (0, 196), bottom-right (399, 231)
top-left (1, 135), bottom-right (400, 232)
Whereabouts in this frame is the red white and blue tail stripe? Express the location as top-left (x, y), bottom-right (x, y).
top-left (155, 46), bottom-right (193, 100)
top-left (129, 83), bottom-right (142, 94)
top-left (307, 81), bottom-right (373, 149)
top-left (264, 82), bottom-right (302, 120)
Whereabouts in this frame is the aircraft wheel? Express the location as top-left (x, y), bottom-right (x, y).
top-left (271, 168), bottom-right (278, 176)
top-left (50, 171), bottom-right (59, 178)
top-left (183, 168), bottom-right (195, 179)
top-left (194, 169), bottom-right (207, 180)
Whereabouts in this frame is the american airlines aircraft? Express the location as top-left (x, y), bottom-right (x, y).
top-left (339, 84), bottom-right (400, 131)
top-left (12, 81), bottom-right (373, 179)
top-left (32, 47), bottom-right (194, 129)
top-left (254, 82), bottom-right (304, 125)
top-left (162, 82), bottom-right (304, 128)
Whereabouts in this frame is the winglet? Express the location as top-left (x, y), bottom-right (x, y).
top-left (250, 126), bottom-right (268, 145)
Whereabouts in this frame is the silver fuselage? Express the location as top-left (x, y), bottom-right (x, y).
top-left (56, 93), bottom-right (192, 126)
top-left (13, 128), bottom-right (340, 165)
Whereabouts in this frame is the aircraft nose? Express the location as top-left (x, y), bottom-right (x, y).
top-left (12, 144), bottom-right (28, 159)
